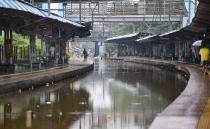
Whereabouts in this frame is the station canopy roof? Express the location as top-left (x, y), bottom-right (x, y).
top-left (105, 32), bottom-right (151, 44)
top-left (136, 35), bottom-right (159, 43)
top-left (186, 0), bottom-right (210, 33)
top-left (0, 0), bottom-right (92, 39)
top-left (105, 29), bottom-right (200, 45)
top-left (0, 0), bottom-right (84, 28)
top-left (159, 29), bottom-right (199, 41)
top-left (135, 29), bottom-right (199, 45)
top-left (105, 0), bottom-right (210, 45)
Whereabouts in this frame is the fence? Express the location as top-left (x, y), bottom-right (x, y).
top-left (0, 45), bottom-right (41, 64)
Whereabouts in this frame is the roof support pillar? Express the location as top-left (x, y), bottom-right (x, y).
top-left (4, 29), bottom-right (13, 65)
top-left (59, 41), bottom-right (67, 64)
top-left (52, 39), bottom-right (60, 65)
top-left (45, 40), bottom-right (50, 59)
top-left (94, 42), bottom-right (99, 57)
top-left (29, 35), bottom-right (36, 68)
top-left (117, 44), bottom-right (120, 57)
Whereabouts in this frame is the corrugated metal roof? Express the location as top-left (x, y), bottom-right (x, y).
top-left (106, 33), bottom-right (139, 42)
top-left (0, 0), bottom-right (84, 28)
top-left (136, 35), bottom-right (157, 42)
top-left (43, 11), bottom-right (83, 27)
top-left (186, 0), bottom-right (210, 33)
top-left (0, 0), bottom-right (45, 17)
top-left (159, 30), bottom-right (179, 37)
top-left (105, 32), bottom-right (152, 43)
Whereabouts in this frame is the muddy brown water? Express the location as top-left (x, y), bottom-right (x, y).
top-left (0, 60), bottom-right (186, 129)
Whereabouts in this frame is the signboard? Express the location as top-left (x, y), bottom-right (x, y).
top-left (40, 25), bottom-right (61, 38)
top-left (52, 26), bottom-right (61, 38)
top-left (41, 25), bottom-right (52, 37)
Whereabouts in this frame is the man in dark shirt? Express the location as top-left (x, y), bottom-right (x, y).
top-left (83, 49), bottom-right (88, 61)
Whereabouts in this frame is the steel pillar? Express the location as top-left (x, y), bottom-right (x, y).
top-left (79, 0), bottom-right (82, 22)
top-left (63, 3), bottom-right (67, 18)
top-left (94, 42), bottom-right (99, 57)
top-left (54, 40), bottom-right (60, 65)
top-left (30, 35), bottom-right (36, 67)
top-left (48, 0), bottom-right (51, 16)
top-left (59, 41), bottom-right (67, 64)
top-left (45, 40), bottom-right (50, 58)
top-left (4, 29), bottom-right (13, 64)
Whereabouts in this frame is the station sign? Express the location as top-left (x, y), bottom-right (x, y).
top-left (40, 25), bottom-right (61, 38)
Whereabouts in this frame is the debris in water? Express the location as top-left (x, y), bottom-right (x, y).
top-left (46, 83), bottom-right (50, 87)
top-left (46, 114), bottom-right (53, 118)
top-left (36, 105), bottom-right (40, 108)
top-left (46, 101), bottom-right (52, 105)
top-left (79, 102), bottom-right (87, 105)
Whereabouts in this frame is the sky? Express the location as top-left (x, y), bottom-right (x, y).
top-left (42, 3), bottom-right (63, 16)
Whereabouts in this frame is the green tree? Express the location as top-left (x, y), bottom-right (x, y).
top-left (0, 36), bottom-right (4, 45)
top-left (110, 22), bottom-right (181, 36)
top-left (0, 33), bottom-right (41, 49)
top-left (12, 33), bottom-right (29, 47)
top-left (35, 36), bottom-right (42, 50)
top-left (0, 33), bottom-right (42, 59)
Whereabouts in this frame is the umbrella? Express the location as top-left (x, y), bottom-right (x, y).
top-left (192, 40), bottom-right (202, 46)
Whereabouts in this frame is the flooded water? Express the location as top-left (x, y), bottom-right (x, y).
top-left (0, 60), bottom-right (186, 129)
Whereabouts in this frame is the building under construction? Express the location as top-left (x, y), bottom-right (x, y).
top-left (51, 1), bottom-right (188, 57)
top-left (30, 0), bottom-right (189, 42)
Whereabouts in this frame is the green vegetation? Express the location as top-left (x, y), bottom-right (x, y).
top-left (12, 33), bottom-right (29, 47)
top-left (136, 22), bottom-right (180, 34)
top-left (66, 51), bottom-right (73, 59)
top-left (111, 22), bottom-right (136, 36)
top-left (35, 36), bottom-right (42, 50)
top-left (0, 33), bottom-right (41, 49)
top-left (0, 33), bottom-right (42, 59)
top-left (110, 22), bottom-right (181, 36)
top-left (0, 36), bottom-right (3, 44)
top-left (105, 44), bottom-right (118, 57)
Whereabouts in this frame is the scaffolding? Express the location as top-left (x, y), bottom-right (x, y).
top-left (64, 0), bottom-right (187, 19)
top-left (30, 0), bottom-right (188, 44)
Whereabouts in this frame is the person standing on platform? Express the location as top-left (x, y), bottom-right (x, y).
top-left (83, 49), bottom-right (88, 61)
top-left (199, 42), bottom-right (210, 74)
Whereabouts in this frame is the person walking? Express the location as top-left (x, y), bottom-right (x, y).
top-left (199, 42), bottom-right (210, 74)
top-left (83, 49), bottom-right (88, 61)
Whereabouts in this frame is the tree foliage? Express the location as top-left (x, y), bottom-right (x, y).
top-left (0, 33), bottom-right (41, 50)
top-left (12, 33), bottom-right (29, 47)
top-left (0, 33), bottom-right (42, 59)
top-left (138, 22), bottom-right (180, 34)
top-left (35, 37), bottom-right (42, 50)
top-left (0, 36), bottom-right (3, 45)
top-left (111, 22), bottom-right (136, 37)
top-left (110, 22), bottom-right (181, 36)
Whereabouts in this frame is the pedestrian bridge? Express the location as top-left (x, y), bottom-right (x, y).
top-left (67, 15), bottom-right (184, 22)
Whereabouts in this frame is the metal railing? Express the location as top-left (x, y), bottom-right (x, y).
top-left (0, 45), bottom-right (41, 64)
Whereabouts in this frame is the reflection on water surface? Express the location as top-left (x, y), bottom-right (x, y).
top-left (0, 60), bottom-right (186, 129)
